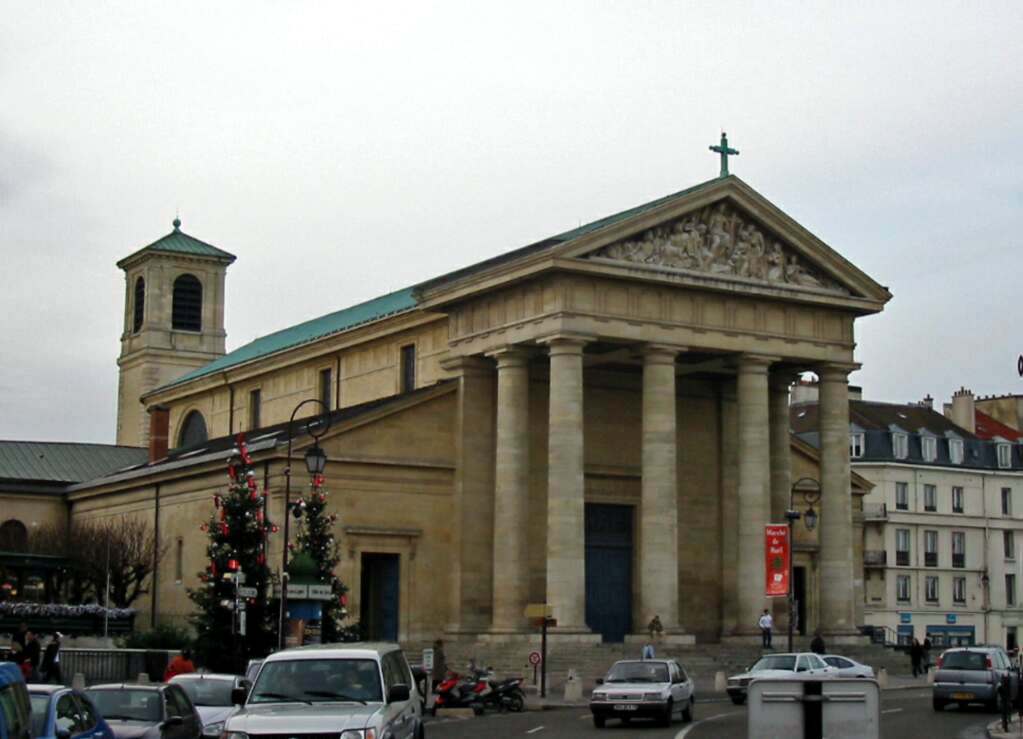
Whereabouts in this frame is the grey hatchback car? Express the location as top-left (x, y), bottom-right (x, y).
top-left (932, 646), bottom-right (1018, 711)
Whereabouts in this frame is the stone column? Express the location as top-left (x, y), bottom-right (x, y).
top-left (768, 371), bottom-right (795, 627)
top-left (441, 355), bottom-right (496, 634)
top-left (489, 347), bottom-right (531, 631)
top-left (639, 344), bottom-right (681, 631)
top-left (818, 363), bottom-right (858, 635)
top-left (719, 382), bottom-right (739, 636)
top-left (734, 355), bottom-right (775, 635)
top-left (544, 335), bottom-right (588, 631)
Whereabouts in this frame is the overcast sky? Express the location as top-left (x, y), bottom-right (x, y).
top-left (2, 1), bottom-right (1020, 444)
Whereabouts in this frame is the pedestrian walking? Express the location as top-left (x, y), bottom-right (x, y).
top-left (810, 631), bottom-right (826, 655)
top-left (641, 642), bottom-right (655, 660)
top-left (922, 637), bottom-right (932, 671)
top-left (910, 638), bottom-right (923, 677)
top-left (758, 609), bottom-right (774, 649)
top-left (163, 648), bottom-right (195, 682)
top-left (431, 638), bottom-right (447, 690)
top-left (22, 631), bottom-right (41, 682)
top-left (41, 633), bottom-right (62, 685)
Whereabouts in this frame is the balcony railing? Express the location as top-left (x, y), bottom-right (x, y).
top-left (925, 552), bottom-right (938, 567)
top-left (863, 503), bottom-right (888, 521)
top-left (896, 551), bottom-right (910, 566)
top-left (864, 550), bottom-right (887, 567)
top-left (952, 553), bottom-right (965, 568)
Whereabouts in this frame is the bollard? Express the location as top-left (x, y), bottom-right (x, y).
top-left (715, 671), bottom-right (727, 692)
top-left (877, 667), bottom-right (888, 689)
top-left (72, 673), bottom-right (86, 691)
top-left (926, 667), bottom-right (934, 684)
top-left (563, 669), bottom-right (583, 702)
top-left (137, 672), bottom-right (150, 684)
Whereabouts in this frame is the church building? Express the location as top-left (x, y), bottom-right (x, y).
top-left (63, 170), bottom-right (890, 644)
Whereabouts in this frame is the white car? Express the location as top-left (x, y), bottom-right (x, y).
top-left (821, 654), bottom-right (875, 678)
top-left (589, 659), bottom-right (695, 728)
top-left (726, 652), bottom-right (837, 704)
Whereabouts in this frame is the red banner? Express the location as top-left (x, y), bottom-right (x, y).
top-left (765, 524), bottom-right (790, 597)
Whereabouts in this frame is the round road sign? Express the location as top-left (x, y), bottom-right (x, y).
top-left (528, 651), bottom-right (542, 666)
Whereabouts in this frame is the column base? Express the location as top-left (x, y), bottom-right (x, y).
top-left (625, 632), bottom-right (696, 646)
top-left (820, 631), bottom-right (870, 646)
top-left (719, 634), bottom-right (777, 647)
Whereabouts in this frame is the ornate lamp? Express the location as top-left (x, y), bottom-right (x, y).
top-left (304, 443), bottom-right (328, 475)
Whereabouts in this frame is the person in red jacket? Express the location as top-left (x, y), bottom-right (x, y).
top-left (163, 648), bottom-right (195, 681)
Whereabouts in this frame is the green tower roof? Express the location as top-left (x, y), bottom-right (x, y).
top-left (117, 218), bottom-right (236, 268)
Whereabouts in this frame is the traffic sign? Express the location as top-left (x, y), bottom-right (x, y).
top-left (524, 603), bottom-right (552, 619)
top-left (238, 586), bottom-right (257, 598)
top-left (528, 651), bottom-right (542, 666)
top-left (422, 648), bottom-right (434, 671)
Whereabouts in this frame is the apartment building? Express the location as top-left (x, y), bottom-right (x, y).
top-left (793, 385), bottom-right (1023, 649)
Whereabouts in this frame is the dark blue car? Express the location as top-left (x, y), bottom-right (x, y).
top-left (27, 685), bottom-right (114, 739)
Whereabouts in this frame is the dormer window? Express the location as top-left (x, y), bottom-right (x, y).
top-left (921, 435), bottom-right (937, 463)
top-left (998, 442), bottom-right (1012, 469)
top-left (850, 432), bottom-right (865, 459)
top-left (949, 438), bottom-right (964, 465)
top-left (892, 431), bottom-right (909, 460)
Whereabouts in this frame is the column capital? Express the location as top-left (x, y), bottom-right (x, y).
top-left (768, 370), bottom-right (801, 392)
top-left (815, 361), bottom-right (860, 382)
top-left (485, 345), bottom-right (534, 368)
top-left (641, 343), bottom-right (686, 364)
top-left (440, 355), bottom-right (493, 376)
top-left (537, 333), bottom-right (591, 355)
top-left (734, 353), bottom-right (781, 373)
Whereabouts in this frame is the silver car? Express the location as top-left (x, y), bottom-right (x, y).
top-left (223, 642), bottom-right (423, 739)
top-left (169, 673), bottom-right (249, 737)
top-left (932, 646), bottom-right (1017, 712)
top-left (820, 655), bottom-right (875, 679)
top-left (589, 659), bottom-right (695, 728)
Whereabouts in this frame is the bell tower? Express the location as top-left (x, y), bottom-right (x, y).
top-left (115, 218), bottom-right (236, 447)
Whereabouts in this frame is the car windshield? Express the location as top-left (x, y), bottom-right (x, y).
top-left (605, 662), bottom-right (668, 683)
top-left (86, 688), bottom-right (161, 722)
top-left (751, 655), bottom-right (797, 672)
top-left (28, 693), bottom-right (50, 737)
top-left (250, 659), bottom-right (383, 703)
top-left (942, 651), bottom-right (989, 670)
top-left (175, 677), bottom-right (235, 706)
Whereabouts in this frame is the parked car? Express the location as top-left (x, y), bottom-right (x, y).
top-left (168, 674), bottom-right (248, 738)
top-left (243, 661), bottom-right (262, 684)
top-left (224, 642), bottom-right (424, 739)
top-left (27, 685), bottom-right (114, 739)
top-left (84, 683), bottom-right (201, 739)
top-left (589, 659), bottom-right (695, 728)
top-left (820, 655), bottom-right (875, 679)
top-left (726, 652), bottom-right (837, 705)
top-left (0, 663), bottom-right (31, 739)
top-left (932, 646), bottom-right (1018, 712)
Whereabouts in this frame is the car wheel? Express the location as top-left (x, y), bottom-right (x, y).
top-left (932, 697), bottom-right (946, 711)
top-left (471, 702), bottom-right (485, 716)
top-left (508, 693), bottom-right (525, 713)
top-left (593, 714), bottom-right (605, 728)
top-left (682, 697), bottom-right (694, 722)
top-left (659, 699), bottom-right (673, 727)
top-left (416, 722), bottom-right (426, 739)
top-left (730, 694), bottom-right (746, 706)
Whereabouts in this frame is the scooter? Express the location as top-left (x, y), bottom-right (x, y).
top-left (432, 671), bottom-right (485, 715)
top-left (484, 676), bottom-right (526, 712)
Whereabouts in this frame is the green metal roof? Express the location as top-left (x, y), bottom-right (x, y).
top-left (157, 287), bottom-right (419, 391)
top-left (0, 442), bottom-right (148, 484)
top-left (116, 220), bottom-right (236, 267)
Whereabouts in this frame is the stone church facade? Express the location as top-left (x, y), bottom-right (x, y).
top-left (67, 174), bottom-right (889, 644)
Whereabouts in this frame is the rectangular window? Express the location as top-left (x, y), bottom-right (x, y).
top-left (998, 444), bottom-right (1012, 469)
top-left (850, 433), bottom-right (865, 459)
top-left (949, 439), bottom-right (964, 464)
top-left (953, 577), bottom-right (966, 604)
top-left (952, 531), bottom-right (966, 568)
top-left (926, 576), bottom-right (939, 603)
top-left (1007, 574), bottom-right (1017, 607)
top-left (400, 344), bottom-right (416, 393)
top-left (175, 537), bottom-right (184, 583)
top-left (924, 530), bottom-right (938, 567)
top-left (896, 529), bottom-right (911, 566)
top-left (249, 388), bottom-right (261, 430)
top-left (1003, 488), bottom-right (1013, 516)
top-left (922, 436), bottom-right (937, 462)
top-left (319, 368), bottom-right (332, 410)
top-left (924, 484), bottom-right (937, 512)
top-left (952, 486), bottom-right (964, 513)
top-left (1005, 530), bottom-right (1016, 560)
top-left (893, 433), bottom-right (909, 459)
top-left (896, 482), bottom-right (909, 511)
top-left (897, 575), bottom-right (911, 602)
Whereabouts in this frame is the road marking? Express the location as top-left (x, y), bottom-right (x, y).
top-left (674, 711), bottom-right (734, 739)
top-left (525, 726), bottom-right (545, 734)
top-left (881, 707), bottom-right (904, 714)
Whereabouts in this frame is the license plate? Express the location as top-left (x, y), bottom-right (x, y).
top-left (952, 692), bottom-right (975, 700)
top-left (614, 704), bottom-right (639, 711)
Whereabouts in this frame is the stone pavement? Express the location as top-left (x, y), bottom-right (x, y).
top-left (988, 715), bottom-right (1023, 738)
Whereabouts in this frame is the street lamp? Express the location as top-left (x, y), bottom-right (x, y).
top-left (787, 477), bottom-right (821, 652)
top-left (278, 398), bottom-right (331, 651)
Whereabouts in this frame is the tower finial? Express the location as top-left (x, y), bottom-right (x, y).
top-left (172, 215), bottom-right (181, 231)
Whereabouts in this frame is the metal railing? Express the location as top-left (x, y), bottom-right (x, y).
top-left (58, 648), bottom-right (175, 686)
top-left (863, 550), bottom-right (887, 566)
top-left (863, 503), bottom-right (888, 521)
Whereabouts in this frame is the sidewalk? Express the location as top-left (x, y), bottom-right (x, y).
top-left (988, 715), bottom-right (1023, 738)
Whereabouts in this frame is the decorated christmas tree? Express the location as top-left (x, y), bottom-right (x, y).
top-left (189, 435), bottom-right (275, 668)
top-left (293, 472), bottom-right (357, 642)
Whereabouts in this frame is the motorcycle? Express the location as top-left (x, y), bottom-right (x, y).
top-left (484, 676), bottom-right (526, 713)
top-left (432, 671), bottom-right (485, 715)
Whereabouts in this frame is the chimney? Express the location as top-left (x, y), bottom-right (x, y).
top-left (148, 405), bottom-right (170, 462)
top-left (950, 387), bottom-right (975, 434)
top-left (920, 394), bottom-right (934, 410)
top-left (849, 385), bottom-right (864, 401)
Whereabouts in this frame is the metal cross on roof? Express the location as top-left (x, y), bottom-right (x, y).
top-left (709, 132), bottom-right (739, 177)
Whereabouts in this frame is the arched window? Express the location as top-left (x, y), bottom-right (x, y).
top-left (178, 410), bottom-right (208, 448)
top-left (133, 276), bottom-right (145, 333)
top-left (0, 519), bottom-right (28, 552)
top-left (172, 274), bottom-right (203, 331)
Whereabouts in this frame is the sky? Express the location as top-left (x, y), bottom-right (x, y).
top-left (1, 1), bottom-right (1021, 444)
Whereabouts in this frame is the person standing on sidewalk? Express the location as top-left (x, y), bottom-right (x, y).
top-left (910, 639), bottom-right (924, 677)
top-left (758, 609), bottom-right (774, 649)
top-left (810, 631), bottom-right (826, 655)
top-left (431, 639), bottom-right (447, 690)
top-left (41, 633), bottom-right (62, 685)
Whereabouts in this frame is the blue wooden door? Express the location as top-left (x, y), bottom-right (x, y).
top-left (585, 504), bottom-right (633, 642)
top-left (361, 553), bottom-right (400, 641)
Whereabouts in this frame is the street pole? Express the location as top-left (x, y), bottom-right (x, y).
top-left (787, 514), bottom-right (795, 653)
top-left (103, 537), bottom-right (111, 639)
top-left (540, 617), bottom-right (549, 699)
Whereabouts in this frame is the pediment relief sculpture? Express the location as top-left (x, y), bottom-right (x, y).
top-left (585, 202), bottom-right (849, 294)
